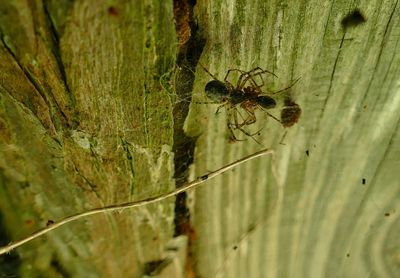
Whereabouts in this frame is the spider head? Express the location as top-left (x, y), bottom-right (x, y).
top-left (256, 96), bottom-right (276, 109)
top-left (205, 80), bottom-right (229, 102)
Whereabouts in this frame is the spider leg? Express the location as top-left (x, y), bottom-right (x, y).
top-left (271, 77), bottom-right (301, 95)
top-left (227, 123), bottom-right (246, 142)
top-left (232, 106), bottom-right (242, 130)
top-left (242, 71), bottom-right (264, 90)
top-left (258, 105), bottom-right (282, 124)
top-left (243, 107), bottom-right (257, 126)
top-left (239, 68), bottom-right (277, 90)
top-left (224, 68), bottom-right (247, 89)
top-left (247, 70), bottom-right (276, 88)
top-left (235, 103), bottom-right (257, 127)
top-left (235, 69), bottom-right (260, 90)
top-left (279, 131), bottom-right (288, 145)
top-left (215, 101), bottom-right (229, 114)
top-left (233, 107), bottom-right (248, 127)
top-left (266, 112), bottom-right (282, 123)
top-left (233, 124), bottom-right (262, 145)
top-left (236, 70), bottom-right (253, 89)
top-left (199, 63), bottom-right (238, 90)
top-left (194, 101), bottom-right (225, 105)
top-left (199, 62), bottom-right (219, 80)
top-left (230, 106), bottom-right (262, 144)
top-left (226, 106), bottom-right (246, 142)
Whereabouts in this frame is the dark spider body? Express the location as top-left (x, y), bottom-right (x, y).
top-left (205, 80), bottom-right (229, 102)
top-left (205, 81), bottom-right (276, 107)
top-left (202, 66), bottom-right (281, 143)
top-left (200, 64), bottom-right (300, 143)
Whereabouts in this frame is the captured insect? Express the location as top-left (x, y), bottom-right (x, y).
top-left (280, 97), bottom-right (302, 127)
top-left (200, 64), bottom-right (299, 143)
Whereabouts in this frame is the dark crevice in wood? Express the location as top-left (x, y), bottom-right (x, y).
top-left (172, 0), bottom-right (205, 276)
top-left (0, 210), bottom-right (21, 277)
top-left (43, 1), bottom-right (76, 130)
top-left (320, 31), bottom-right (346, 116)
top-left (172, 0), bottom-right (205, 232)
top-left (360, 0), bottom-right (398, 115)
top-left (0, 33), bottom-right (58, 138)
top-left (50, 255), bottom-right (70, 278)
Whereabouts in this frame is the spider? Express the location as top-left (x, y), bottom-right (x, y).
top-left (200, 64), bottom-right (295, 143)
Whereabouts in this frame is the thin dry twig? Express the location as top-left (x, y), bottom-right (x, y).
top-left (0, 148), bottom-right (273, 256)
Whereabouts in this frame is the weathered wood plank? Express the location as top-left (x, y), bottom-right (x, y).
top-left (187, 0), bottom-right (400, 277)
top-left (1, 0), bottom-right (399, 277)
top-left (0, 0), bottom-right (176, 276)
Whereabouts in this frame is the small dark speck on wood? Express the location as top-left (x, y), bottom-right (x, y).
top-left (107, 6), bottom-right (118, 16)
top-left (46, 220), bottom-right (55, 226)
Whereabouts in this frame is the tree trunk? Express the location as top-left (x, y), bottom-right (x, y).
top-left (1, 0), bottom-right (399, 277)
top-left (1, 1), bottom-right (177, 276)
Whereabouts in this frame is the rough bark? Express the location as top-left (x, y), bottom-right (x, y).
top-left (1, 0), bottom-right (400, 277)
top-left (1, 1), bottom-right (177, 276)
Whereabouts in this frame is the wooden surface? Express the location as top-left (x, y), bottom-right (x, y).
top-left (187, 0), bottom-right (400, 277)
top-left (0, 1), bottom-right (177, 276)
top-left (0, 0), bottom-right (399, 277)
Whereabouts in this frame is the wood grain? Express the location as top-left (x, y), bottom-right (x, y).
top-left (187, 0), bottom-right (400, 277)
top-left (0, 0), bottom-right (176, 276)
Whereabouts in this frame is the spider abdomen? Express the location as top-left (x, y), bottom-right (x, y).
top-left (256, 96), bottom-right (276, 109)
top-left (205, 80), bottom-right (230, 101)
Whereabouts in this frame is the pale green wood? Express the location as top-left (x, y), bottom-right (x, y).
top-left (187, 0), bottom-right (400, 277)
top-left (0, 0), bottom-right (176, 276)
top-left (1, 0), bottom-right (399, 277)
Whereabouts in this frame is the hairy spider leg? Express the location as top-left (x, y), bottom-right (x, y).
top-left (198, 62), bottom-right (219, 80)
top-left (245, 67), bottom-right (277, 78)
top-left (238, 67), bottom-right (277, 90)
top-left (235, 99), bottom-right (281, 129)
top-left (196, 100), bottom-right (225, 105)
top-left (257, 106), bottom-right (282, 124)
top-left (228, 107), bottom-right (262, 144)
top-left (229, 123), bottom-right (262, 144)
top-left (223, 68), bottom-right (247, 90)
top-left (226, 106), bottom-right (246, 141)
top-left (199, 63), bottom-right (238, 91)
top-left (225, 68), bottom-right (263, 90)
top-left (215, 100), bottom-right (230, 114)
top-left (224, 68), bottom-right (246, 82)
top-left (238, 68), bottom-right (277, 90)
top-left (232, 105), bottom-right (263, 142)
top-left (173, 92), bottom-right (224, 105)
top-left (271, 77), bottom-right (301, 95)
top-left (199, 62), bottom-right (237, 89)
top-left (227, 124), bottom-right (245, 142)
top-left (237, 100), bottom-right (281, 127)
top-left (229, 101), bottom-right (258, 129)
top-left (231, 105), bottom-right (249, 128)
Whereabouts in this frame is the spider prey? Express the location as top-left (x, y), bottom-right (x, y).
top-left (200, 64), bottom-right (297, 143)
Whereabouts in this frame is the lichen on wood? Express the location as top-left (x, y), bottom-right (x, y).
top-left (1, 0), bottom-right (177, 276)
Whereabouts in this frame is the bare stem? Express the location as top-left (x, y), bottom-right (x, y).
top-left (0, 148), bottom-right (273, 255)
